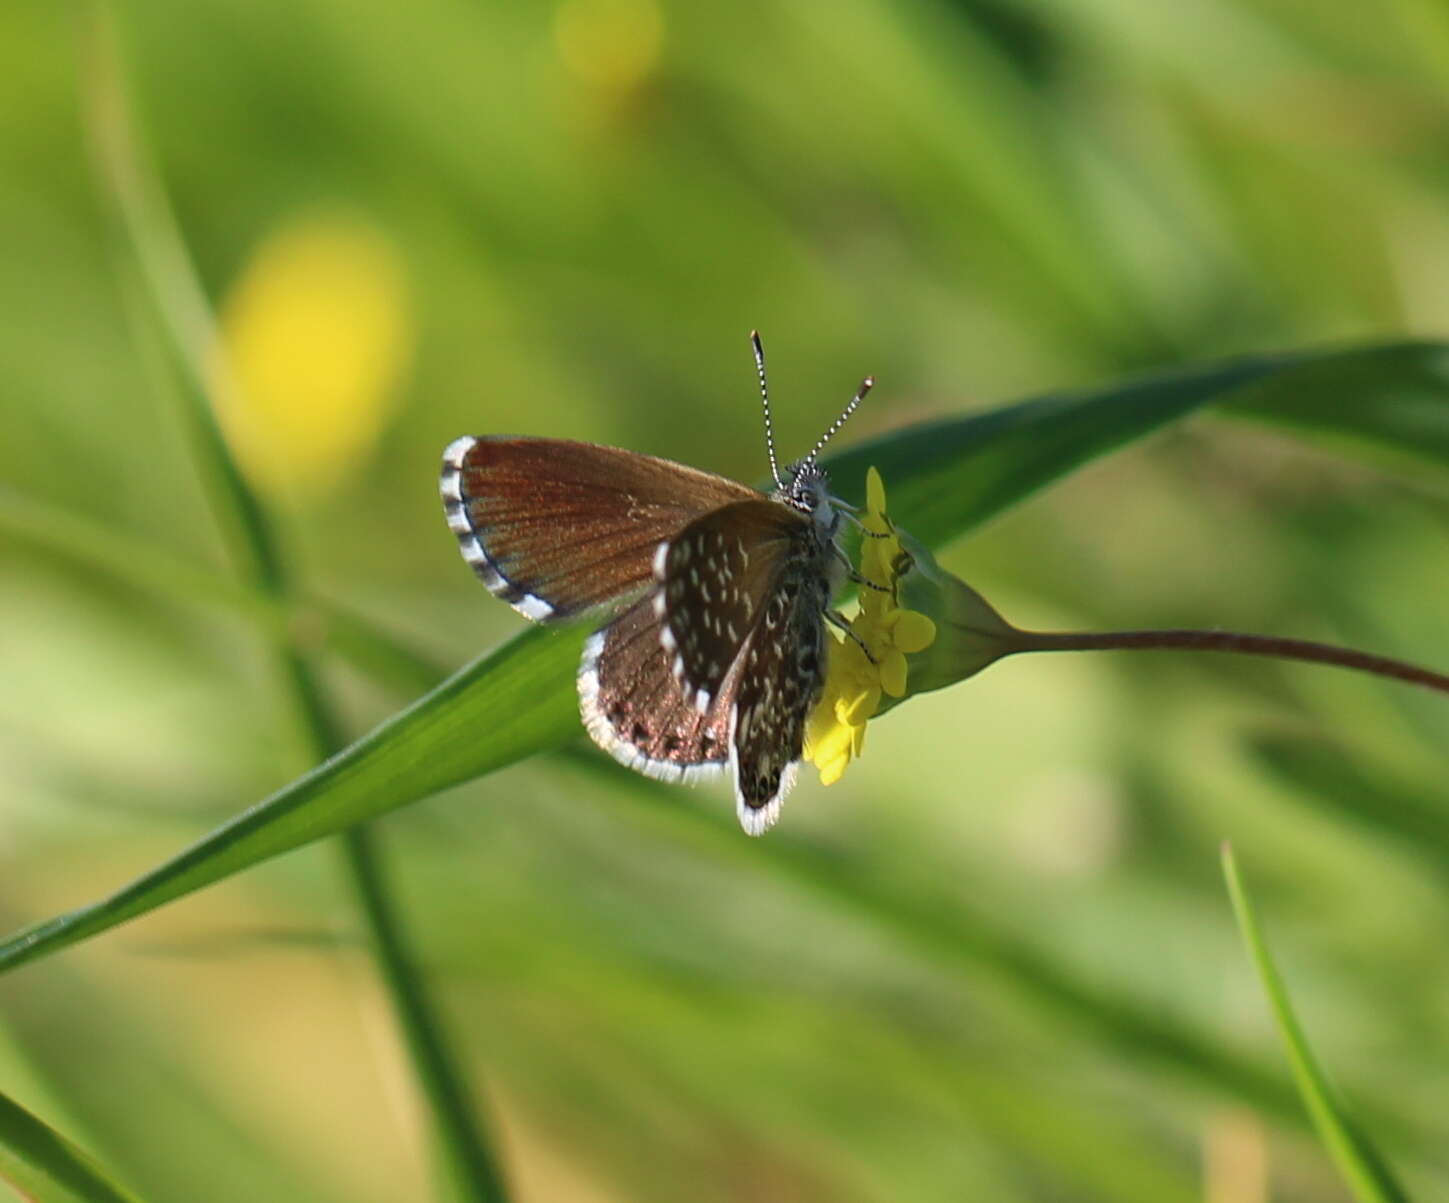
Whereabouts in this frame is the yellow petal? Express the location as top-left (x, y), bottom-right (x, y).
top-left (879, 649), bottom-right (908, 697)
top-left (813, 722), bottom-right (855, 768)
top-left (817, 753), bottom-right (850, 787)
top-left (839, 683), bottom-right (881, 724)
top-left (866, 465), bottom-right (886, 516)
top-left (892, 611), bottom-right (937, 654)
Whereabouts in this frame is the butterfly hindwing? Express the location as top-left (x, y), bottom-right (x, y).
top-left (442, 436), bottom-right (759, 622)
top-left (579, 594), bottom-right (733, 781)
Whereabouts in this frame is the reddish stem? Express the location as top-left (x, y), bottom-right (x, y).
top-left (1003, 628), bottom-right (1449, 697)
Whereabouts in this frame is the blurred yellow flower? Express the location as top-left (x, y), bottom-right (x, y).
top-left (803, 468), bottom-right (937, 787)
top-left (215, 213), bottom-right (410, 496)
top-left (554, 0), bottom-right (663, 99)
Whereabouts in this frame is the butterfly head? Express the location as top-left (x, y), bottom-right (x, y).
top-left (774, 459), bottom-right (840, 543)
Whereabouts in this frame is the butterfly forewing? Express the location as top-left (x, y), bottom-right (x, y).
top-left (654, 499), bottom-right (812, 712)
top-left (442, 436), bottom-right (758, 621)
top-left (579, 594), bottom-right (734, 782)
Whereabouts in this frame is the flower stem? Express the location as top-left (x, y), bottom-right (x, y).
top-left (1004, 628), bottom-right (1449, 696)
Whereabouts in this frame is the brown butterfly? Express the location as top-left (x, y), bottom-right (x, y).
top-left (441, 334), bottom-right (873, 833)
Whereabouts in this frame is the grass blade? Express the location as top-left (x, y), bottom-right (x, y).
top-left (1221, 844), bottom-right (1413, 1203)
top-left (84, 11), bottom-right (510, 1197)
top-left (0, 1088), bottom-right (145, 1203)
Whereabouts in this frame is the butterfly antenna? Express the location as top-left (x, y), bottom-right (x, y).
top-left (751, 331), bottom-right (785, 489)
top-left (806, 372), bottom-right (874, 465)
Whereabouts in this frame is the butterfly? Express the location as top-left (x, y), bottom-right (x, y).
top-left (440, 334), bottom-right (874, 834)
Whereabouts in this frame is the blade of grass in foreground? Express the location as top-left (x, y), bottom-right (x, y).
top-left (1221, 844), bottom-right (1412, 1203)
top-left (0, 1088), bottom-right (145, 1203)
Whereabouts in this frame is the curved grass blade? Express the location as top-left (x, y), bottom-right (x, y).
top-left (827, 339), bottom-right (1449, 551)
top-left (86, 11), bottom-right (511, 1197)
top-left (5, 340), bottom-right (1449, 981)
top-left (1223, 342), bottom-right (1449, 473)
top-left (1221, 844), bottom-right (1412, 1203)
top-left (0, 1088), bottom-right (145, 1203)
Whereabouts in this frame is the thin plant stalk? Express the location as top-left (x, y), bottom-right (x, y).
top-left (1001, 628), bottom-right (1449, 696)
top-left (1222, 845), bottom-right (1411, 1203)
top-left (83, 10), bottom-right (508, 1200)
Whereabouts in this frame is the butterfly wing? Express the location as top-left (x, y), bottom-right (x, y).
top-left (578, 594), bottom-right (734, 782)
top-left (654, 498), bottom-right (814, 712)
top-left (654, 498), bottom-right (835, 834)
top-left (441, 436), bottom-right (759, 621)
top-left (729, 551), bottom-right (833, 834)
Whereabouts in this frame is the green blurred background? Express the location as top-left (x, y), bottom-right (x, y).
top-left (3, 0), bottom-right (1448, 1199)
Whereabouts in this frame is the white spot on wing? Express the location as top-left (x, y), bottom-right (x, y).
top-left (734, 760), bottom-right (795, 836)
top-left (444, 504), bottom-right (473, 535)
top-left (441, 435), bottom-right (478, 470)
top-left (737, 795), bottom-right (784, 836)
top-left (439, 436), bottom-right (476, 505)
top-left (516, 593), bottom-right (555, 621)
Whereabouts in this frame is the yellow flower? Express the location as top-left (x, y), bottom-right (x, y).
top-left (214, 212), bottom-right (411, 497)
top-left (803, 467), bottom-right (937, 786)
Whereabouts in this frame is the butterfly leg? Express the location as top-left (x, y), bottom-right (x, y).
top-left (839, 508), bottom-right (893, 537)
top-left (824, 609), bottom-right (878, 664)
top-left (830, 544), bottom-right (891, 593)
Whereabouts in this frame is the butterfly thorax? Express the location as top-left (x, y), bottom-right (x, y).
top-left (773, 459), bottom-right (845, 593)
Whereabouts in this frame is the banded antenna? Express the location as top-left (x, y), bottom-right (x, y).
top-left (750, 331), bottom-right (785, 490)
top-left (805, 372), bottom-right (874, 466)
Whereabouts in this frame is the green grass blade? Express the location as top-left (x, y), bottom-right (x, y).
top-left (0, 1088), bottom-right (145, 1203)
top-left (1223, 342), bottom-right (1449, 473)
top-left (826, 340), bottom-right (1449, 550)
top-left (85, 11), bottom-right (511, 1196)
top-left (344, 825), bottom-right (509, 1202)
top-left (1221, 844), bottom-right (1413, 1203)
